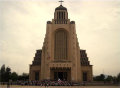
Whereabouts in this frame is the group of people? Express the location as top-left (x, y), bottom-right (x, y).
top-left (1, 80), bottom-right (75, 86)
top-left (20, 80), bottom-right (72, 86)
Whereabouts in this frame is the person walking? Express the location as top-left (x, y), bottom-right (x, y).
top-left (7, 82), bottom-right (10, 88)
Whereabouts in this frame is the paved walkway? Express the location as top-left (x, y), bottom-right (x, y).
top-left (0, 85), bottom-right (119, 88)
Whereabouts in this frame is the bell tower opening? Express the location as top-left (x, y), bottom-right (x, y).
top-left (56, 11), bottom-right (66, 20)
top-left (54, 3), bottom-right (68, 24)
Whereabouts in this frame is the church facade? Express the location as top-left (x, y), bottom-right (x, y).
top-left (29, 4), bottom-right (93, 82)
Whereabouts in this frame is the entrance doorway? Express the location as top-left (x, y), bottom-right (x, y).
top-left (58, 72), bottom-right (63, 80)
top-left (35, 72), bottom-right (39, 80)
top-left (83, 72), bottom-right (87, 81)
top-left (51, 68), bottom-right (71, 81)
top-left (54, 72), bottom-right (67, 81)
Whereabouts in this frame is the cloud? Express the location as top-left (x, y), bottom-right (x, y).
top-left (0, 0), bottom-right (120, 75)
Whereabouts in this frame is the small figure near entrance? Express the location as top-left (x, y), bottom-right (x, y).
top-left (58, 78), bottom-right (61, 82)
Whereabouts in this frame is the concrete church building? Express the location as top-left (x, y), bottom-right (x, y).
top-left (29, 3), bottom-right (93, 82)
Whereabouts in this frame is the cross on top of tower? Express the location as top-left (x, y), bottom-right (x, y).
top-left (59, 0), bottom-right (64, 5)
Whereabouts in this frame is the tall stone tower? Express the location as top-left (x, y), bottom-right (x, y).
top-left (29, 4), bottom-right (93, 83)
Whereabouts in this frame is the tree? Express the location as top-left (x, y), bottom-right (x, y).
top-left (0, 64), bottom-right (6, 82)
top-left (18, 73), bottom-right (29, 81)
top-left (10, 72), bottom-right (18, 81)
top-left (0, 69), bottom-right (1, 82)
top-left (117, 73), bottom-right (120, 82)
top-left (0, 65), bottom-right (29, 82)
top-left (113, 76), bottom-right (117, 84)
top-left (5, 67), bottom-right (11, 82)
top-left (100, 74), bottom-right (105, 81)
top-left (0, 65), bottom-right (12, 82)
top-left (93, 74), bottom-right (105, 81)
top-left (105, 75), bottom-right (113, 82)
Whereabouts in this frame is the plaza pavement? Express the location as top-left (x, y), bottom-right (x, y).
top-left (0, 85), bottom-right (120, 88)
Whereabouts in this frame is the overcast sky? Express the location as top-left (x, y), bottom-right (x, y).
top-left (0, 0), bottom-right (120, 76)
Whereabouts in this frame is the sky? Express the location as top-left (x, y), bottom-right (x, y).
top-left (0, 0), bottom-right (120, 76)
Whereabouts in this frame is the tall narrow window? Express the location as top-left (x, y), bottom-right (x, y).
top-left (64, 12), bottom-right (65, 19)
top-left (62, 12), bottom-right (63, 19)
top-left (54, 30), bottom-right (67, 60)
top-left (57, 12), bottom-right (59, 19)
top-left (59, 12), bottom-right (60, 19)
